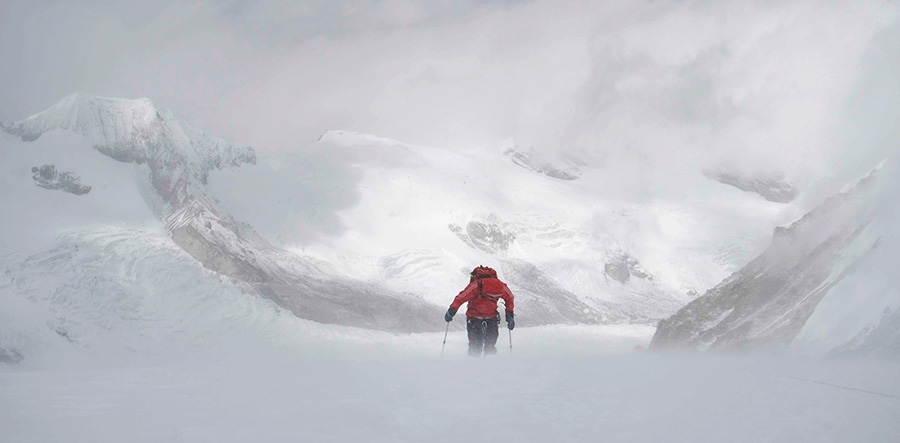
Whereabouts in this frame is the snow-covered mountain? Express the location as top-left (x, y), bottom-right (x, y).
top-left (0, 94), bottom-right (442, 344)
top-left (651, 155), bottom-right (900, 355)
top-left (1, 94), bottom-right (803, 362)
top-left (209, 128), bottom-right (797, 323)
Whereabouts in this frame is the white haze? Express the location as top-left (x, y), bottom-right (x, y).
top-left (2, 1), bottom-right (899, 200)
top-left (3, 2), bottom-right (900, 442)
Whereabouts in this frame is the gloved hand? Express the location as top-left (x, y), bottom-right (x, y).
top-left (445, 307), bottom-right (457, 323)
top-left (506, 312), bottom-right (515, 330)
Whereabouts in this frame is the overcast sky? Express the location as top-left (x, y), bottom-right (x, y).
top-left (2, 0), bottom-right (899, 197)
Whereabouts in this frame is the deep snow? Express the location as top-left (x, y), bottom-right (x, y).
top-left (2, 351), bottom-right (898, 443)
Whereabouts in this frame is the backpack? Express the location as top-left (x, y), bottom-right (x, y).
top-left (470, 266), bottom-right (504, 302)
top-left (470, 265), bottom-right (498, 281)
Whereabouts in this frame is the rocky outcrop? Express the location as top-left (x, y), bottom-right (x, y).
top-left (604, 253), bottom-right (652, 284)
top-left (0, 348), bottom-right (24, 364)
top-left (450, 220), bottom-right (516, 254)
top-left (705, 168), bottom-right (798, 203)
top-left (651, 165), bottom-right (882, 351)
top-left (503, 146), bottom-right (582, 180)
top-left (31, 164), bottom-right (91, 195)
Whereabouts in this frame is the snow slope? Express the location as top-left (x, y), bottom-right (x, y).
top-left (0, 126), bottom-right (160, 257)
top-left (2, 353), bottom-right (898, 443)
top-left (651, 155), bottom-right (900, 355)
top-left (0, 220), bottom-right (653, 366)
top-left (209, 129), bottom-right (795, 324)
top-left (13, 94), bottom-right (873, 360)
top-left (5, 93), bottom-right (892, 361)
top-left (1, 93), bottom-right (898, 443)
top-left (794, 156), bottom-right (900, 357)
top-left (1, 95), bottom-right (444, 336)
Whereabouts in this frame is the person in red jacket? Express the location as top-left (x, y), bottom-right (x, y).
top-left (444, 266), bottom-right (515, 356)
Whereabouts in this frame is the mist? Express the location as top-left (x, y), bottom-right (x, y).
top-left (3, 1), bottom-right (899, 199)
top-left (3, 2), bottom-right (900, 441)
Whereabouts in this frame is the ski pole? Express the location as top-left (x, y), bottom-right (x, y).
top-left (509, 329), bottom-right (513, 354)
top-left (440, 321), bottom-right (450, 358)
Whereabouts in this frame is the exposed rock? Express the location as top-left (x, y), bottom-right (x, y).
top-left (503, 147), bottom-right (582, 180)
top-left (171, 224), bottom-right (268, 284)
top-left (605, 253), bottom-right (653, 284)
top-left (165, 206), bottom-right (446, 333)
top-left (605, 261), bottom-right (630, 284)
top-left (31, 164), bottom-right (91, 195)
top-left (705, 168), bottom-right (798, 203)
top-left (449, 220), bottom-right (515, 254)
top-left (630, 263), bottom-right (652, 280)
top-left (0, 348), bottom-right (24, 364)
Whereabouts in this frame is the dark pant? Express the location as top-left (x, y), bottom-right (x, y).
top-left (466, 314), bottom-right (499, 357)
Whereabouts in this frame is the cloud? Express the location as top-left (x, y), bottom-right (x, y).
top-left (556, 2), bottom-right (898, 184)
top-left (203, 1), bottom-right (898, 190)
top-left (2, 0), bottom-right (898, 199)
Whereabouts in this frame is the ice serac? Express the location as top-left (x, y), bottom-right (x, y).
top-left (650, 163), bottom-right (884, 351)
top-left (2, 94), bottom-right (443, 333)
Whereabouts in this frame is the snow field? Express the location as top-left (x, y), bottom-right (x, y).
top-left (2, 353), bottom-right (898, 443)
top-left (0, 221), bottom-right (654, 368)
top-left (2, 94), bottom-right (899, 443)
top-left (207, 130), bottom-right (797, 318)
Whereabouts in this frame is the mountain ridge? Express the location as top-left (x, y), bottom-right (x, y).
top-left (1, 93), bottom-right (808, 341)
top-left (650, 158), bottom-right (897, 354)
top-left (1, 94), bottom-right (444, 334)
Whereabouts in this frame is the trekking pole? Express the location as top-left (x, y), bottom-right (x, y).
top-left (509, 329), bottom-right (513, 354)
top-left (440, 321), bottom-right (450, 358)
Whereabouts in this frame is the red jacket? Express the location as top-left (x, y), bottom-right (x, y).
top-left (450, 278), bottom-right (515, 318)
